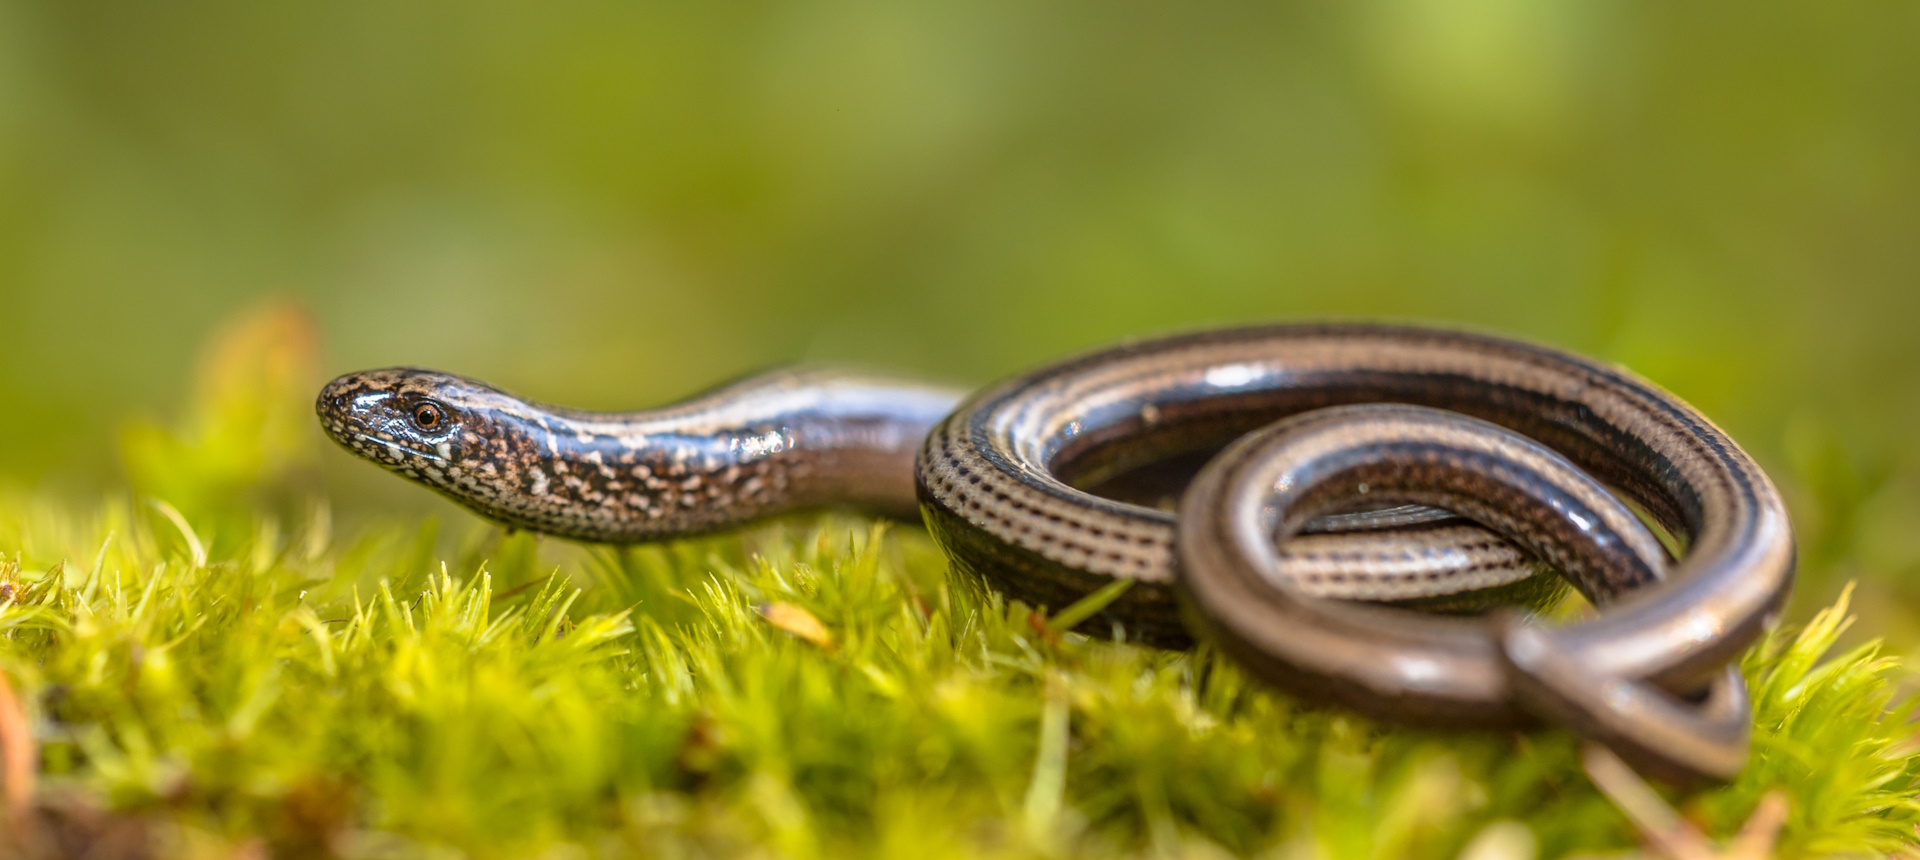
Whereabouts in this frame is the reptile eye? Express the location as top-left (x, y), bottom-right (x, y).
top-left (411, 402), bottom-right (445, 430)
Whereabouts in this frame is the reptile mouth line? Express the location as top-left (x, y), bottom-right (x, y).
top-left (345, 431), bottom-right (450, 466)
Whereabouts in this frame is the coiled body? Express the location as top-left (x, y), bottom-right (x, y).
top-left (916, 324), bottom-right (1795, 676)
top-left (914, 324), bottom-right (1792, 780)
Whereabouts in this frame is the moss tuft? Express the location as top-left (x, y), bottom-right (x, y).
top-left (0, 495), bottom-right (1914, 858)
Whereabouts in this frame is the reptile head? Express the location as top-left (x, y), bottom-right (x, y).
top-left (316, 368), bottom-right (527, 486)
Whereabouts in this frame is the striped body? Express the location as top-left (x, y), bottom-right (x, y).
top-left (916, 323), bottom-right (1793, 780)
top-left (917, 324), bottom-right (1792, 681)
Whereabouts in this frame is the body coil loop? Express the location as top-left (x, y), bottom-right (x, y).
top-left (1171, 403), bottom-right (1755, 781)
top-left (917, 324), bottom-right (1793, 781)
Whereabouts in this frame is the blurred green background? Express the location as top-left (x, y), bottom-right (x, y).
top-left (1, 3), bottom-right (1916, 633)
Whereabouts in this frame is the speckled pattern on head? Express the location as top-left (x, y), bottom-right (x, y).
top-left (316, 367), bottom-right (966, 542)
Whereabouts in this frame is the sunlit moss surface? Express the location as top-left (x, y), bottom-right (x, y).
top-left (0, 503), bottom-right (1916, 859)
top-left (0, 313), bottom-right (1915, 859)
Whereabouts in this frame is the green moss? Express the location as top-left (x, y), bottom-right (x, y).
top-left (0, 494), bottom-right (1915, 859)
top-left (0, 310), bottom-right (1911, 857)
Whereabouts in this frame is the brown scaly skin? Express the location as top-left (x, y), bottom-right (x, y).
top-left (918, 322), bottom-right (1793, 781)
top-left (916, 323), bottom-right (1793, 690)
top-left (316, 367), bottom-right (964, 541)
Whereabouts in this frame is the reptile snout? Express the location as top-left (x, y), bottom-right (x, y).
top-left (316, 375), bottom-right (367, 423)
top-left (315, 373), bottom-right (398, 443)
top-left (318, 382), bottom-right (347, 418)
